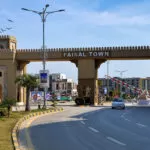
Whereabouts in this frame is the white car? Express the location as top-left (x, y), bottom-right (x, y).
top-left (112, 98), bottom-right (125, 109)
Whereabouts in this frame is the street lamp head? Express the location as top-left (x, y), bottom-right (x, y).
top-left (58, 9), bottom-right (65, 12)
top-left (21, 8), bottom-right (30, 11)
top-left (115, 70), bottom-right (128, 73)
top-left (45, 4), bottom-right (49, 8)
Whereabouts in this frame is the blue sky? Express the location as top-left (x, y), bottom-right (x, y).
top-left (1, 0), bottom-right (150, 82)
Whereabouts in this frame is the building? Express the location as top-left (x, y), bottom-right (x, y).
top-left (50, 73), bottom-right (77, 96)
top-left (98, 77), bottom-right (150, 97)
top-left (51, 73), bottom-right (66, 81)
top-left (141, 78), bottom-right (150, 90)
top-left (34, 73), bottom-right (77, 99)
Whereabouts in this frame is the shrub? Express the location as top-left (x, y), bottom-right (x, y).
top-left (83, 97), bottom-right (91, 105)
top-left (106, 96), bottom-right (111, 101)
top-left (75, 97), bottom-right (85, 105)
top-left (0, 107), bottom-right (7, 116)
top-left (51, 100), bottom-right (57, 107)
top-left (1, 97), bottom-right (16, 107)
top-left (0, 98), bottom-right (17, 117)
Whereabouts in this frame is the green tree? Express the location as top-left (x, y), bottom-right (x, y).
top-left (15, 74), bottom-right (39, 111)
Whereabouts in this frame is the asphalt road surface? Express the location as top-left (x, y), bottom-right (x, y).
top-left (19, 106), bottom-right (150, 150)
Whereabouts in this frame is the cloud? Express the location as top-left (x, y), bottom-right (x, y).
top-left (78, 11), bottom-right (150, 26)
top-left (61, 2), bottom-right (150, 27)
top-left (3, 0), bottom-right (149, 81)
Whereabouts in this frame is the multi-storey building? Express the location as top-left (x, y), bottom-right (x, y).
top-left (34, 73), bottom-right (77, 97)
top-left (140, 78), bottom-right (150, 90)
top-left (99, 77), bottom-right (150, 96)
top-left (49, 73), bottom-right (66, 92)
top-left (50, 73), bottom-right (77, 96)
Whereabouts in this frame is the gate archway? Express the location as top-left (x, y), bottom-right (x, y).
top-left (1, 35), bottom-right (150, 105)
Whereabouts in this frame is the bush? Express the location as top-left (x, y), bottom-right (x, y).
top-left (83, 97), bottom-right (91, 105)
top-left (75, 97), bottom-right (92, 105)
top-left (0, 108), bottom-right (7, 116)
top-left (1, 97), bottom-right (16, 107)
top-left (106, 96), bottom-right (111, 101)
top-left (75, 97), bottom-right (85, 105)
top-left (51, 100), bottom-right (57, 107)
top-left (0, 98), bottom-right (17, 117)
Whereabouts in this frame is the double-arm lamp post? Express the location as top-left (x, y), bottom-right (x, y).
top-left (21, 4), bottom-right (65, 108)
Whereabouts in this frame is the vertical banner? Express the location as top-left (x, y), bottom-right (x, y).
top-left (39, 70), bottom-right (49, 88)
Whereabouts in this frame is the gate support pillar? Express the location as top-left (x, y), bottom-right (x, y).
top-left (17, 61), bottom-right (29, 103)
top-left (78, 59), bottom-right (106, 105)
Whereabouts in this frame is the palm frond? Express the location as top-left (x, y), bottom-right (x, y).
top-left (15, 74), bottom-right (39, 88)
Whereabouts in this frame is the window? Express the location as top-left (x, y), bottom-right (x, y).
top-left (113, 98), bottom-right (123, 102)
top-left (56, 84), bottom-right (59, 90)
top-left (62, 84), bottom-right (64, 90)
top-left (0, 45), bottom-right (4, 49)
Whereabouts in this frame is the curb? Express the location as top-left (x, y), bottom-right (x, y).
top-left (11, 107), bottom-right (63, 150)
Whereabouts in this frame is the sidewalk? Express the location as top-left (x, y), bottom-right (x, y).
top-left (12, 104), bottom-right (53, 111)
top-left (12, 101), bottom-right (73, 111)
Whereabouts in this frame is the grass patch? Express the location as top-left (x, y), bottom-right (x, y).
top-left (0, 108), bottom-right (54, 150)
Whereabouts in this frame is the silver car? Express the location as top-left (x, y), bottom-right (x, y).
top-left (112, 98), bottom-right (125, 109)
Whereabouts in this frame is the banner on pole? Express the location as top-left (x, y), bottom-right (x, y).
top-left (39, 70), bottom-right (49, 88)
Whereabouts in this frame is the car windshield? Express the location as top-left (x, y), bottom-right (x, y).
top-left (113, 98), bottom-right (123, 102)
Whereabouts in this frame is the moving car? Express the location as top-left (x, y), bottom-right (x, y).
top-left (112, 98), bottom-right (125, 109)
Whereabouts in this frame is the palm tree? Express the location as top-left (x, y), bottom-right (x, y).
top-left (15, 74), bottom-right (39, 111)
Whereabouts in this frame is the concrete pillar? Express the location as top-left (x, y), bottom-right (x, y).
top-left (95, 60), bottom-right (106, 105)
top-left (78, 59), bottom-right (106, 105)
top-left (17, 61), bottom-right (29, 103)
top-left (0, 60), bottom-right (18, 100)
top-left (23, 65), bottom-right (27, 103)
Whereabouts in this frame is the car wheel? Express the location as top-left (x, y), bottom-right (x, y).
top-left (112, 107), bottom-right (114, 109)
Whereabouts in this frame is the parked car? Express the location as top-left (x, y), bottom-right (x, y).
top-left (112, 98), bottom-right (125, 109)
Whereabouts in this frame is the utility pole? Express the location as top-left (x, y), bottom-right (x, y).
top-left (107, 61), bottom-right (109, 96)
top-left (115, 70), bottom-right (128, 97)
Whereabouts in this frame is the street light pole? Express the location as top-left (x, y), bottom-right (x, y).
top-left (116, 70), bottom-right (128, 97)
top-left (42, 8), bottom-right (46, 70)
top-left (107, 61), bottom-right (109, 95)
top-left (42, 9), bottom-right (46, 109)
top-left (21, 4), bottom-right (65, 109)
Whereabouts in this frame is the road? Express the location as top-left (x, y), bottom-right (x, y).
top-left (19, 106), bottom-right (150, 150)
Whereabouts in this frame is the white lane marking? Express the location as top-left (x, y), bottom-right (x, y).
top-left (121, 115), bottom-right (124, 118)
top-left (121, 112), bottom-right (128, 118)
top-left (88, 127), bottom-right (99, 133)
top-left (81, 121), bottom-right (85, 124)
top-left (136, 123), bottom-right (147, 127)
top-left (107, 137), bottom-right (126, 146)
top-left (124, 118), bottom-right (131, 122)
top-left (121, 112), bottom-right (131, 122)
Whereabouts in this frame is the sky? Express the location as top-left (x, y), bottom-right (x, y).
top-left (1, 0), bottom-right (150, 83)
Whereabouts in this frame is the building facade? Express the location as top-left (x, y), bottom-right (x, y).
top-left (99, 77), bottom-right (150, 96)
top-left (50, 73), bottom-right (77, 96)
